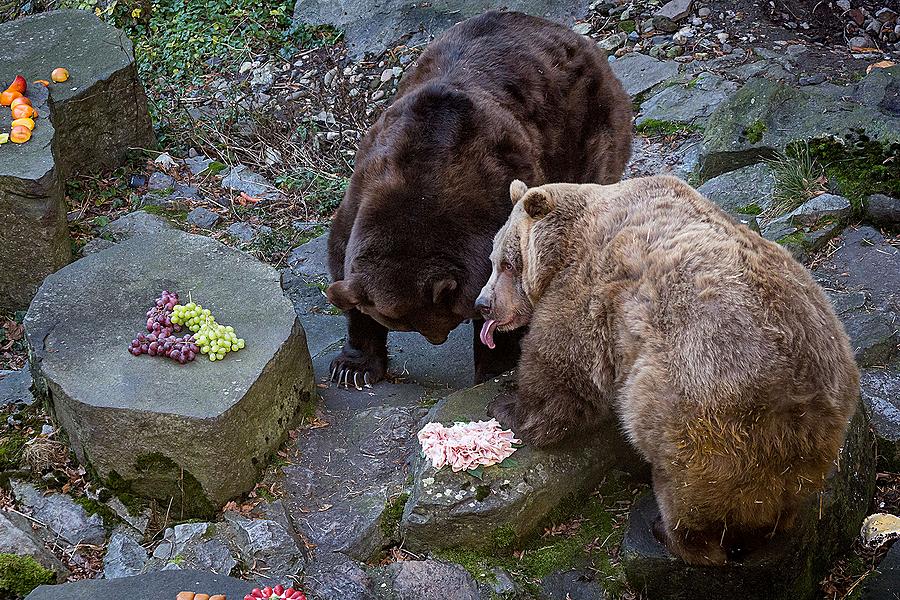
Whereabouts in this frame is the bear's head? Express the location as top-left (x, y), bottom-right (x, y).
top-left (475, 179), bottom-right (569, 349)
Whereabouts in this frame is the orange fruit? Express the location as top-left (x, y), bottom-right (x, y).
top-left (10, 96), bottom-right (31, 109)
top-left (11, 104), bottom-right (34, 119)
top-left (33, 79), bottom-right (49, 86)
top-left (11, 117), bottom-right (34, 130)
top-left (7, 75), bottom-right (26, 94)
top-left (10, 125), bottom-right (31, 143)
top-left (51, 68), bottom-right (69, 83)
top-left (0, 90), bottom-right (22, 106)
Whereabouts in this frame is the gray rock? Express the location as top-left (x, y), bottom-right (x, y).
top-left (23, 228), bottom-right (316, 516)
top-left (106, 497), bottom-right (149, 535)
top-left (400, 374), bottom-right (642, 552)
top-left (103, 210), bottom-right (172, 240)
top-left (637, 72), bottom-right (738, 127)
top-left (147, 171), bottom-right (174, 192)
top-left (187, 207), bottom-right (221, 229)
top-left (249, 64), bottom-right (274, 91)
top-left (149, 522), bottom-right (236, 575)
top-left (10, 479), bottom-right (106, 547)
top-left (25, 569), bottom-right (255, 600)
top-left (865, 193), bottom-right (900, 226)
top-left (227, 221), bottom-right (258, 242)
top-left (0, 510), bottom-right (69, 582)
top-left (541, 569), bottom-right (607, 599)
top-left (221, 164), bottom-right (280, 201)
top-left (860, 369), bottom-right (900, 470)
top-left (185, 155), bottom-right (215, 176)
top-left (0, 83), bottom-right (69, 314)
top-left (294, 0), bottom-right (590, 58)
top-left (0, 367), bottom-right (34, 407)
top-left (609, 52), bottom-right (681, 97)
top-left (798, 73), bottom-right (827, 86)
top-left (861, 540), bottom-right (900, 600)
top-left (700, 68), bottom-right (900, 178)
top-left (225, 514), bottom-right (305, 585)
top-left (842, 312), bottom-right (900, 367)
top-left (622, 404), bottom-right (875, 600)
top-left (287, 233), bottom-right (329, 280)
top-left (389, 560), bottom-right (481, 600)
top-left (304, 555), bottom-right (375, 600)
top-left (283, 405), bottom-right (425, 561)
top-left (596, 32), bottom-right (628, 52)
top-left (170, 183), bottom-right (200, 202)
top-left (651, 15), bottom-right (679, 33)
top-left (697, 162), bottom-right (775, 215)
top-left (103, 530), bottom-right (148, 579)
top-left (786, 193), bottom-right (851, 226)
top-left (655, 0), bottom-right (692, 21)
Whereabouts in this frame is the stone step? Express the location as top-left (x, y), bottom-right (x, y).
top-left (25, 569), bottom-right (255, 600)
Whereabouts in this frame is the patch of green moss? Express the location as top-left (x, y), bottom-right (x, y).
top-left (736, 203), bottom-right (763, 216)
top-left (0, 554), bottom-right (55, 597)
top-left (618, 19), bottom-right (636, 33)
top-left (380, 492), bottom-right (410, 539)
top-left (74, 497), bottom-right (121, 528)
top-left (438, 471), bottom-right (644, 597)
top-left (805, 134), bottom-right (900, 212)
top-left (635, 119), bottom-right (697, 137)
top-left (777, 231), bottom-right (807, 247)
top-left (104, 470), bottom-right (149, 516)
top-left (743, 120), bottom-right (767, 143)
top-left (0, 434), bottom-right (26, 471)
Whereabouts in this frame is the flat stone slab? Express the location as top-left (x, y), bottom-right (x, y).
top-left (0, 366), bottom-right (34, 407)
top-left (621, 404), bottom-right (875, 600)
top-left (0, 9), bottom-right (155, 313)
top-left (700, 67), bottom-right (900, 179)
top-left (294, 0), bottom-right (590, 58)
top-left (861, 541), bottom-right (900, 600)
top-left (637, 72), bottom-right (737, 127)
top-left (400, 374), bottom-right (644, 552)
top-left (860, 369), bottom-right (900, 470)
top-left (25, 569), bottom-right (255, 600)
top-left (0, 510), bottom-right (69, 582)
top-left (24, 227), bottom-right (315, 517)
top-left (609, 53), bottom-right (681, 97)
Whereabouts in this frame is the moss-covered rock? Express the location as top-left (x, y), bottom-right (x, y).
top-left (0, 554), bottom-right (55, 597)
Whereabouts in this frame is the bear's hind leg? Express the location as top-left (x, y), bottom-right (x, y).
top-left (331, 308), bottom-right (389, 388)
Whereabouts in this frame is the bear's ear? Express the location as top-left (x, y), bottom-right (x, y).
top-left (509, 179), bottom-right (528, 204)
top-left (523, 188), bottom-right (555, 220)
top-left (327, 279), bottom-right (363, 310)
top-left (432, 278), bottom-right (458, 305)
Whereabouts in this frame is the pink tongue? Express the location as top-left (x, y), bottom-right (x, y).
top-left (480, 319), bottom-right (498, 349)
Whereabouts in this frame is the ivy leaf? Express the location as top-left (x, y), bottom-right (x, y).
top-left (466, 466), bottom-right (485, 480)
top-left (498, 458), bottom-right (519, 469)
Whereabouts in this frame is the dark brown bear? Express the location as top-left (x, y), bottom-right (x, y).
top-left (326, 10), bottom-right (632, 387)
top-left (477, 177), bottom-right (860, 566)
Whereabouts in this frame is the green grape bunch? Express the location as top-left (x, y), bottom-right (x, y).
top-left (172, 301), bottom-right (246, 362)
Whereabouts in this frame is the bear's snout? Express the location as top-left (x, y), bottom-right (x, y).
top-left (474, 294), bottom-right (493, 317)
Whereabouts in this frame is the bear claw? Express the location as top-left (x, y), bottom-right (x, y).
top-left (329, 350), bottom-right (386, 390)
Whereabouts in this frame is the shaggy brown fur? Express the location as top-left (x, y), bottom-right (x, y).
top-left (326, 10), bottom-right (632, 387)
top-left (477, 176), bottom-right (859, 565)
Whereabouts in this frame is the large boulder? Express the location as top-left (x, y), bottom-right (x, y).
top-left (636, 72), bottom-right (737, 128)
top-left (0, 510), bottom-right (69, 583)
top-left (294, 1), bottom-right (589, 58)
top-left (24, 227), bottom-right (315, 517)
top-left (400, 374), bottom-right (644, 552)
top-left (621, 403), bottom-right (876, 600)
top-left (700, 67), bottom-right (900, 179)
top-left (0, 9), bottom-right (155, 313)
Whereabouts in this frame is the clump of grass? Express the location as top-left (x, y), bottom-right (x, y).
top-left (765, 141), bottom-right (828, 215)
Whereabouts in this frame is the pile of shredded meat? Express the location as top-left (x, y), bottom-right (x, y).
top-left (417, 418), bottom-right (520, 472)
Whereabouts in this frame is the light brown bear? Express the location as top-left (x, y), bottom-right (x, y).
top-left (475, 176), bottom-right (860, 565)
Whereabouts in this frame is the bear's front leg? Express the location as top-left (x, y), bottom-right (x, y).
top-left (331, 308), bottom-right (389, 388)
top-left (472, 318), bottom-right (526, 384)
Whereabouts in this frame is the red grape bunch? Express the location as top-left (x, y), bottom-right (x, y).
top-left (128, 291), bottom-right (199, 364)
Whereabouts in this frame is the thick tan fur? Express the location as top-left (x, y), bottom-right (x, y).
top-left (478, 176), bottom-right (859, 565)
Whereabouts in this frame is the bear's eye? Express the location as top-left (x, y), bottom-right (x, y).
top-left (500, 260), bottom-right (513, 272)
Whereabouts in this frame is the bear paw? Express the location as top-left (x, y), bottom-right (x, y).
top-left (487, 391), bottom-right (521, 431)
top-left (330, 346), bottom-right (387, 390)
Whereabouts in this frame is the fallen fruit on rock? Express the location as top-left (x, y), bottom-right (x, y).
top-left (176, 593), bottom-right (195, 600)
top-left (33, 79), bottom-right (49, 86)
top-left (51, 67), bottom-right (69, 83)
top-left (0, 133), bottom-right (8, 144)
top-left (10, 96), bottom-right (31, 109)
top-left (10, 125), bottom-right (31, 143)
top-left (194, 595), bottom-right (210, 600)
top-left (11, 117), bottom-right (35, 131)
top-left (210, 596), bottom-right (226, 600)
top-left (7, 74), bottom-right (25, 93)
top-left (0, 90), bottom-right (22, 106)
top-left (11, 104), bottom-right (35, 119)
